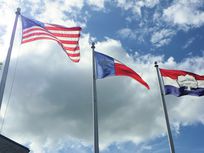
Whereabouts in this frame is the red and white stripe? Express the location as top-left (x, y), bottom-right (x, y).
top-left (22, 24), bottom-right (81, 63)
top-left (114, 60), bottom-right (150, 89)
top-left (160, 68), bottom-right (204, 88)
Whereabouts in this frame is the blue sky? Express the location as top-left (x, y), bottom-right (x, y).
top-left (0, 0), bottom-right (204, 153)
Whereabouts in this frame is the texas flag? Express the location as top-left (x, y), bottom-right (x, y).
top-left (94, 51), bottom-right (150, 90)
top-left (160, 68), bottom-right (204, 97)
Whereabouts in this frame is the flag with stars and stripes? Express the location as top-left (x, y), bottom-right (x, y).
top-left (21, 15), bottom-right (81, 63)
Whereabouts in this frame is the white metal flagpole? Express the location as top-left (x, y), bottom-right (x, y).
top-left (91, 42), bottom-right (99, 153)
top-left (155, 61), bottom-right (175, 153)
top-left (0, 8), bottom-right (21, 111)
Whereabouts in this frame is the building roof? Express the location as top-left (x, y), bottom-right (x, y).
top-left (0, 134), bottom-right (30, 153)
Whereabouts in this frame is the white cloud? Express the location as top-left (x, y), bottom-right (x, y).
top-left (86, 0), bottom-right (105, 10)
top-left (115, 0), bottom-right (159, 16)
top-left (151, 29), bottom-right (176, 47)
top-left (30, 0), bottom-right (84, 26)
top-left (117, 27), bottom-right (156, 43)
top-left (163, 0), bottom-right (204, 28)
top-left (117, 28), bottom-right (137, 39)
top-left (116, 0), bottom-right (204, 46)
top-left (22, 0), bottom-right (84, 18)
top-left (115, 0), bottom-right (134, 11)
top-left (133, 0), bottom-right (159, 16)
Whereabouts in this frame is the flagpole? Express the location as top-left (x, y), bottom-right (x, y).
top-left (0, 8), bottom-right (21, 111)
top-left (91, 42), bottom-right (99, 153)
top-left (155, 61), bottom-right (175, 153)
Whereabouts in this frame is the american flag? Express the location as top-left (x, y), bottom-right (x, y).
top-left (21, 15), bottom-right (81, 63)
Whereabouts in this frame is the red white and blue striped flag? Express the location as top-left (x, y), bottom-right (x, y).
top-left (160, 68), bottom-right (204, 97)
top-left (21, 15), bottom-right (81, 63)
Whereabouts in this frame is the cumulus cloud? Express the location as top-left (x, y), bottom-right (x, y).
top-left (115, 0), bottom-right (204, 47)
top-left (115, 0), bottom-right (134, 11)
top-left (117, 28), bottom-right (137, 40)
top-left (133, 0), bottom-right (159, 16)
top-left (115, 0), bottom-right (159, 16)
top-left (117, 27), bottom-right (156, 43)
top-left (163, 0), bottom-right (204, 29)
top-left (26, 0), bottom-right (85, 26)
top-left (86, 0), bottom-right (105, 10)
